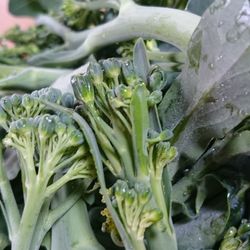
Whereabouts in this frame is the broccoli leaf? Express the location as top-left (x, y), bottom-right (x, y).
top-left (186, 0), bottom-right (215, 15)
top-left (175, 176), bottom-right (248, 249)
top-left (9, 0), bottom-right (62, 16)
top-left (159, 0), bottom-right (250, 174)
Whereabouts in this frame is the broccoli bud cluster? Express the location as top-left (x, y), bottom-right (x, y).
top-left (112, 180), bottom-right (162, 241)
top-left (0, 88), bottom-right (75, 130)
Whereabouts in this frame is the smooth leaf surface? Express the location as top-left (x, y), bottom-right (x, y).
top-left (159, 0), bottom-right (250, 171)
top-left (9, 0), bottom-right (62, 16)
top-left (175, 177), bottom-right (248, 249)
top-left (186, 0), bottom-right (215, 15)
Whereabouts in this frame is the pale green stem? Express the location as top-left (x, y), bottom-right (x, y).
top-left (130, 233), bottom-right (146, 250)
top-left (150, 176), bottom-right (173, 235)
top-left (40, 100), bottom-right (133, 250)
top-left (11, 183), bottom-right (46, 250)
top-left (30, 2), bottom-right (200, 66)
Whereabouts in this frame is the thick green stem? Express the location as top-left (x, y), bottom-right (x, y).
top-left (78, 0), bottom-right (120, 10)
top-left (0, 64), bottom-right (70, 91)
top-left (11, 183), bottom-right (46, 250)
top-left (30, 2), bottom-right (200, 66)
top-left (130, 234), bottom-right (146, 250)
top-left (147, 176), bottom-right (177, 250)
top-left (0, 145), bottom-right (20, 240)
top-left (151, 176), bottom-right (173, 236)
top-left (146, 225), bottom-right (178, 250)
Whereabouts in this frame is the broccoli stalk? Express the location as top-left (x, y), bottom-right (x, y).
top-left (0, 89), bottom-right (103, 250)
top-left (69, 57), bottom-right (178, 249)
top-left (29, 0), bottom-right (200, 66)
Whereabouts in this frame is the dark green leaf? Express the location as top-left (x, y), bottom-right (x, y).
top-left (159, 0), bottom-right (250, 174)
top-left (9, 0), bottom-right (62, 16)
top-left (186, 0), bottom-right (215, 15)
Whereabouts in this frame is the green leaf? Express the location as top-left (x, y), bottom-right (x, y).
top-left (186, 0), bottom-right (215, 15)
top-left (171, 117), bottom-right (250, 217)
top-left (135, 0), bottom-right (188, 9)
top-left (9, 0), bottom-right (62, 16)
top-left (175, 177), bottom-right (248, 249)
top-left (159, 0), bottom-right (250, 174)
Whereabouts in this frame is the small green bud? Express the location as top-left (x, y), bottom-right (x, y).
top-left (55, 122), bottom-right (67, 137)
top-left (238, 222), bottom-right (250, 236)
top-left (138, 209), bottom-right (163, 239)
top-left (153, 142), bottom-right (177, 175)
top-left (59, 113), bottom-right (74, 126)
top-left (71, 74), bottom-right (95, 104)
top-left (134, 183), bottom-right (151, 205)
top-left (1, 97), bottom-right (12, 114)
top-left (88, 62), bottom-right (104, 85)
top-left (11, 94), bottom-right (22, 107)
top-left (165, 146), bottom-right (177, 163)
top-left (22, 94), bottom-right (34, 111)
top-left (115, 85), bottom-right (133, 100)
top-left (224, 227), bottom-right (237, 238)
top-left (10, 119), bottom-right (33, 137)
top-left (125, 189), bottom-right (136, 206)
top-left (122, 61), bottom-right (138, 85)
top-left (46, 88), bottom-right (62, 104)
top-left (31, 90), bottom-right (39, 98)
top-left (68, 129), bottom-right (84, 146)
top-left (141, 209), bottom-right (163, 224)
top-left (74, 145), bottom-right (88, 158)
top-left (61, 93), bottom-right (75, 108)
top-left (114, 180), bottom-right (128, 199)
top-left (38, 115), bottom-right (55, 139)
top-left (219, 238), bottom-right (241, 250)
top-left (149, 67), bottom-right (165, 91)
top-left (101, 58), bottom-right (121, 79)
top-left (148, 90), bottom-right (162, 107)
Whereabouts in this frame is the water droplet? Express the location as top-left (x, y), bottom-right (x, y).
top-left (239, 109), bottom-right (247, 116)
top-left (220, 83), bottom-right (225, 87)
top-left (205, 95), bottom-right (216, 103)
top-left (209, 0), bottom-right (230, 14)
top-left (216, 55), bottom-right (223, 61)
top-left (208, 63), bottom-right (215, 70)
top-left (218, 21), bottom-right (224, 27)
top-left (183, 168), bottom-right (190, 175)
top-left (226, 0), bottom-right (250, 43)
top-left (226, 28), bottom-right (241, 43)
top-left (183, 192), bottom-right (188, 196)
